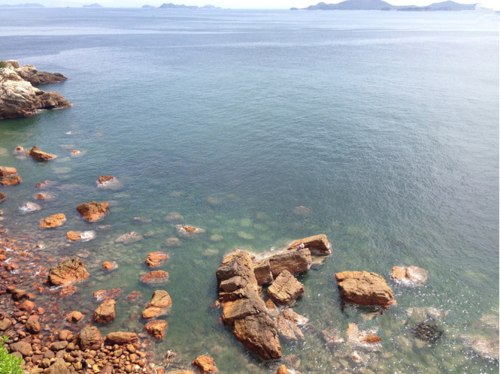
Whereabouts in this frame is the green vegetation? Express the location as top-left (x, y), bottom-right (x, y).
top-left (0, 61), bottom-right (7, 68)
top-left (0, 337), bottom-right (24, 374)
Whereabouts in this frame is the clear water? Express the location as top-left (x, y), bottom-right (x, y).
top-left (0, 9), bottom-right (498, 373)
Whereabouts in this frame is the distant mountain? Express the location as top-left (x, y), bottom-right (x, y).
top-left (82, 3), bottom-right (103, 7)
top-left (142, 3), bottom-right (220, 9)
top-left (297, 0), bottom-right (476, 11)
top-left (0, 2), bottom-right (44, 7)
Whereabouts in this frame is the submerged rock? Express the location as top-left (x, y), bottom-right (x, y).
top-left (176, 225), bottom-right (205, 236)
top-left (48, 257), bottom-right (89, 286)
top-left (0, 192), bottom-right (5, 203)
top-left (145, 251), bottom-right (169, 268)
top-left (26, 145), bottom-right (57, 161)
top-left (33, 192), bottom-right (56, 200)
top-left (145, 320), bottom-right (168, 340)
top-left (335, 271), bottom-right (396, 309)
top-left (76, 201), bottom-right (109, 222)
top-left (391, 265), bottom-right (428, 286)
top-left (165, 237), bottom-right (180, 246)
top-left (94, 288), bottom-right (123, 302)
top-left (165, 212), bottom-right (183, 222)
top-left (115, 231), bottom-right (143, 244)
top-left (39, 213), bottom-right (66, 229)
top-left (140, 270), bottom-right (169, 285)
top-left (20, 201), bottom-right (41, 212)
top-left (96, 175), bottom-right (122, 190)
top-left (66, 230), bottom-right (96, 242)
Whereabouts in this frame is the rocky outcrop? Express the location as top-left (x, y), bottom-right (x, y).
top-left (253, 258), bottom-right (273, 285)
top-left (39, 213), bottom-right (66, 229)
top-left (145, 251), bottom-right (169, 268)
top-left (267, 270), bottom-right (305, 305)
top-left (391, 265), bottom-right (428, 285)
top-left (76, 201), bottom-right (110, 222)
top-left (286, 234), bottom-right (331, 255)
top-left (142, 290), bottom-right (172, 319)
top-left (0, 66), bottom-right (71, 120)
top-left (191, 355), bottom-right (217, 374)
top-left (335, 271), bottom-right (396, 309)
top-left (15, 64), bottom-right (67, 85)
top-left (233, 313), bottom-right (282, 360)
top-left (94, 299), bottom-right (116, 324)
top-left (48, 257), bottom-right (89, 286)
top-left (268, 249), bottom-right (312, 277)
top-left (26, 146), bottom-right (57, 160)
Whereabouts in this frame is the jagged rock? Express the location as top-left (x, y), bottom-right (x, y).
top-left (15, 63), bottom-right (67, 85)
top-left (76, 201), bottom-right (109, 222)
top-left (265, 299), bottom-right (280, 318)
top-left (39, 213), bottom-right (65, 229)
top-left (254, 258), bottom-right (273, 285)
top-left (165, 212), bottom-right (183, 222)
top-left (145, 251), bottom-right (169, 267)
top-left (391, 266), bottom-right (428, 285)
top-left (335, 271), bottom-right (396, 309)
top-left (94, 299), bottom-right (116, 324)
top-left (142, 290), bottom-right (172, 319)
top-left (115, 231), bottom-right (142, 244)
top-left (78, 326), bottom-right (102, 350)
top-left (26, 145), bottom-right (57, 160)
top-left (234, 313), bottom-right (282, 360)
top-left (191, 355), bottom-right (217, 374)
top-left (1, 175), bottom-right (21, 185)
top-left (145, 320), bottom-right (168, 340)
top-left (276, 315), bottom-right (303, 342)
top-left (268, 249), bottom-right (312, 277)
top-left (267, 270), bottom-right (305, 305)
top-left (48, 257), bottom-right (89, 286)
top-left (105, 332), bottom-right (138, 345)
top-left (10, 340), bottom-right (33, 356)
top-left (18, 299), bottom-right (35, 312)
top-left (0, 166), bottom-right (17, 177)
top-left (222, 295), bottom-right (267, 325)
top-left (286, 234), bottom-right (331, 255)
top-left (66, 230), bottom-right (96, 242)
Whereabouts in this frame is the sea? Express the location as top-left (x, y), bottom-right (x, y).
top-left (0, 8), bottom-right (498, 373)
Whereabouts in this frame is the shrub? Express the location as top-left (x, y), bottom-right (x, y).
top-left (0, 61), bottom-right (7, 68)
top-left (0, 337), bottom-right (24, 374)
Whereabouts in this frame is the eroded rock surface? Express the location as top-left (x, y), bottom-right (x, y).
top-left (48, 257), bottom-right (89, 286)
top-left (267, 270), bottom-right (305, 305)
top-left (142, 290), bottom-right (172, 319)
top-left (76, 201), bottom-right (110, 222)
top-left (145, 251), bottom-right (169, 268)
top-left (286, 234), bottom-right (331, 255)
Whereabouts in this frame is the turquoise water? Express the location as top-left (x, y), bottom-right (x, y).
top-left (0, 9), bottom-right (498, 373)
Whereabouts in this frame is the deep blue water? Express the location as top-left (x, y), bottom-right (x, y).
top-left (0, 8), bottom-right (498, 373)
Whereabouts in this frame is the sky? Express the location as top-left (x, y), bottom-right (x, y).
top-left (1, 0), bottom-right (499, 10)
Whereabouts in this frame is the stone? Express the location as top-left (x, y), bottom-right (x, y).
top-left (142, 290), bottom-right (172, 319)
top-left (0, 192), bottom-right (5, 203)
top-left (45, 358), bottom-right (69, 374)
top-left (176, 225), bottom-right (205, 235)
top-left (19, 299), bottom-right (35, 312)
top-left (216, 250), bottom-right (258, 286)
top-left (145, 320), bottom-right (168, 340)
top-left (145, 251), bottom-right (169, 268)
top-left (191, 355), bottom-right (217, 374)
top-left (20, 201), bottom-right (42, 212)
top-left (102, 261), bottom-right (118, 271)
top-left (222, 295), bottom-right (267, 326)
top-left (16, 64), bottom-right (67, 85)
top-left (35, 180), bottom-right (54, 188)
top-left (105, 332), bottom-right (138, 345)
top-left (39, 213), bottom-right (66, 229)
top-left (48, 257), bottom-right (90, 286)
top-left (50, 341), bottom-right (68, 351)
top-left (268, 249), bottom-right (312, 277)
top-left (78, 326), bottom-right (102, 350)
top-left (234, 313), bottom-right (282, 360)
top-left (33, 192), bottom-right (55, 200)
top-left (66, 231), bottom-right (96, 242)
top-left (93, 288), bottom-right (123, 302)
top-left (115, 231), bottom-right (143, 244)
top-left (1, 175), bottom-right (21, 186)
top-left (126, 291), bottom-right (142, 302)
top-left (282, 308), bottom-right (309, 326)
top-left (277, 316), bottom-right (299, 341)
top-left (26, 315), bottom-right (41, 334)
top-left (391, 266), bottom-right (428, 285)
top-left (0, 318), bottom-right (13, 330)
top-left (140, 270), bottom-right (169, 285)
top-left (67, 311), bottom-right (83, 322)
top-left (277, 365), bottom-right (289, 374)
top-left (94, 299), bottom-right (116, 324)
top-left (346, 323), bottom-right (382, 351)
top-left (10, 341), bottom-right (32, 356)
top-left (253, 259), bottom-right (273, 285)
top-left (286, 234), bottom-right (331, 255)
top-left (76, 201), bottom-right (110, 222)
top-left (335, 271), bottom-right (396, 309)
top-left (267, 270), bottom-right (305, 305)
top-left (0, 166), bottom-right (17, 177)
top-left (96, 175), bottom-right (120, 189)
top-left (26, 146), bottom-right (57, 161)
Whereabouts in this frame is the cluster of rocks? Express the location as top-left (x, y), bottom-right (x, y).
top-left (0, 60), bottom-right (71, 120)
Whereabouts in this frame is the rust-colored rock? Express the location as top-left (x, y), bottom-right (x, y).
top-left (191, 355), bottom-right (217, 374)
top-left (94, 288), bottom-right (123, 302)
top-left (276, 316), bottom-right (301, 342)
top-left (96, 175), bottom-right (122, 189)
top-left (0, 192), bottom-right (5, 203)
top-left (277, 365), bottom-right (289, 374)
top-left (60, 285), bottom-right (77, 297)
top-left (145, 251), bottom-right (169, 268)
top-left (222, 295), bottom-right (267, 326)
top-left (78, 326), bottom-right (102, 350)
top-left (234, 313), bottom-right (282, 360)
top-left (0, 166), bottom-right (17, 177)
top-left (39, 213), bottom-right (66, 229)
top-left (286, 234), bottom-right (331, 255)
top-left (94, 299), bottom-right (116, 324)
top-left (67, 311), bottom-right (83, 322)
top-left (76, 201), bottom-right (109, 222)
top-left (145, 320), bottom-right (168, 340)
top-left (140, 270), bottom-right (169, 285)
top-left (346, 323), bottom-right (383, 350)
top-left (26, 315), bottom-right (41, 334)
top-left (253, 258), bottom-right (273, 285)
top-left (33, 192), bottom-right (55, 200)
top-left (335, 271), bottom-right (396, 309)
top-left (267, 270), bottom-right (305, 306)
top-left (126, 291), bottom-right (142, 302)
top-left (176, 225), bottom-right (205, 235)
top-left (391, 265), bottom-right (428, 285)
top-left (48, 257), bottom-right (89, 286)
top-left (66, 230), bottom-right (96, 242)
top-left (18, 299), bottom-right (35, 312)
top-left (26, 145), bottom-right (57, 161)
top-left (35, 180), bottom-right (53, 188)
top-left (142, 290), bottom-right (172, 319)
top-left (10, 341), bottom-right (33, 357)
top-left (1, 175), bottom-right (21, 186)
top-left (268, 249), bottom-right (312, 277)
top-left (102, 261), bottom-right (118, 271)
top-left (362, 334), bottom-right (382, 344)
top-left (105, 331), bottom-right (138, 345)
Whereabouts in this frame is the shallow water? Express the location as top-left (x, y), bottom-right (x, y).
top-left (0, 8), bottom-right (498, 373)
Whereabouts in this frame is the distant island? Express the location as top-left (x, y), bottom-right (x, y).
top-left (0, 2), bottom-right (44, 7)
top-left (82, 3), bottom-right (103, 7)
top-left (292, 0), bottom-right (477, 11)
top-left (142, 3), bottom-right (220, 9)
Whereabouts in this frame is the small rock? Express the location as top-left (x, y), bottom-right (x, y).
top-left (142, 290), bottom-right (172, 319)
top-left (94, 299), bottom-right (116, 324)
top-left (277, 365), bottom-right (289, 374)
top-left (145, 251), bottom-right (169, 268)
top-left (48, 257), bottom-right (89, 286)
top-left (67, 311), bottom-right (83, 322)
top-left (76, 201), bottom-right (110, 222)
top-left (145, 320), bottom-right (168, 340)
top-left (165, 237), bottom-right (180, 246)
top-left (191, 355), bottom-right (217, 374)
top-left (94, 288), bottom-right (123, 302)
top-left (140, 270), bottom-right (168, 285)
top-left (165, 212), bottom-right (183, 222)
top-left (39, 213), bottom-right (66, 229)
top-left (102, 261), bottom-right (118, 271)
top-left (26, 145), bottom-right (57, 161)
top-left (66, 230), bottom-right (96, 242)
top-left (1, 175), bottom-right (21, 186)
top-left (0, 166), bottom-right (17, 177)
top-left (391, 266), bottom-right (428, 286)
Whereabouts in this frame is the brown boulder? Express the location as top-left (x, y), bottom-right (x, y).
top-left (233, 313), bottom-right (282, 360)
top-left (222, 294), bottom-right (267, 325)
top-left (176, 225), bottom-right (205, 235)
top-left (216, 250), bottom-right (258, 287)
top-left (142, 290), bottom-right (172, 319)
top-left (39, 213), bottom-right (66, 229)
top-left (335, 271), bottom-right (396, 309)
top-left (391, 266), bottom-right (428, 285)
top-left (94, 299), bottom-right (116, 324)
top-left (267, 270), bottom-right (305, 305)
top-left (0, 318), bottom-right (13, 330)
top-left (10, 341), bottom-right (33, 356)
top-left (0, 166), bottom-right (17, 177)
top-left (67, 311), bottom-right (83, 322)
top-left (44, 358), bottom-right (69, 374)
top-left (19, 299), bottom-right (35, 312)
top-left (253, 258), bottom-right (273, 285)
top-left (76, 201), bottom-right (110, 222)
top-left (26, 315), bottom-right (41, 334)
top-left (96, 175), bottom-right (122, 189)
top-left (1, 175), bottom-right (21, 186)
top-left (140, 270), bottom-right (169, 285)
top-left (145, 251), bottom-right (169, 268)
top-left (268, 249), bottom-right (312, 277)
top-left (78, 326), bottom-right (102, 350)
top-left (26, 146), bottom-right (57, 161)
top-left (105, 331), bottom-right (138, 345)
top-left (286, 234), bottom-right (331, 255)
top-left (145, 320), bottom-right (168, 340)
top-left (277, 365), bottom-right (289, 374)
top-left (191, 355), bottom-right (217, 374)
top-left (48, 257), bottom-right (89, 286)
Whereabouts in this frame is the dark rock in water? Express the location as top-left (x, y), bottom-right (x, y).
top-left (413, 323), bottom-right (443, 342)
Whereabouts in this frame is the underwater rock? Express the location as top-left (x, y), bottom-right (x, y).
top-left (391, 266), bottom-right (428, 285)
top-left (1, 175), bottom-right (21, 186)
top-left (176, 225), bottom-right (205, 236)
top-left (48, 257), bottom-right (89, 286)
top-left (115, 231), bottom-right (143, 244)
top-left (94, 288), bottom-right (123, 302)
top-left (142, 290), bottom-right (172, 319)
top-left (347, 323), bottom-right (383, 351)
top-left (140, 270), bottom-right (169, 285)
top-left (282, 308), bottom-right (309, 326)
top-left (102, 261), bottom-right (118, 271)
top-left (322, 328), bottom-right (345, 346)
top-left (126, 291), bottom-right (143, 302)
top-left (66, 230), bottom-right (96, 242)
top-left (0, 166), bottom-right (17, 177)
top-left (165, 212), bottom-right (183, 222)
top-left (145, 320), bottom-right (167, 340)
top-left (76, 201), bottom-right (109, 222)
top-left (39, 213), bottom-right (66, 229)
top-left (145, 251), bottom-right (169, 268)
top-left (20, 201), bottom-right (41, 212)
top-left (277, 365), bottom-right (289, 374)
top-left (292, 205), bottom-right (311, 216)
top-left (268, 249), bottom-right (312, 277)
top-left (94, 299), bottom-right (116, 324)
top-left (191, 355), bottom-right (217, 374)
top-left (335, 271), bottom-right (396, 309)
top-left (96, 175), bottom-right (122, 190)
top-left (35, 180), bottom-right (54, 189)
top-left (286, 234), bottom-right (331, 255)
top-left (166, 237), bottom-right (180, 246)
top-left (267, 270), bottom-right (305, 306)
top-left (33, 192), bottom-right (55, 200)
top-left (26, 145), bottom-right (57, 161)
top-left (276, 315), bottom-right (304, 342)
top-left (105, 331), bottom-right (138, 345)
